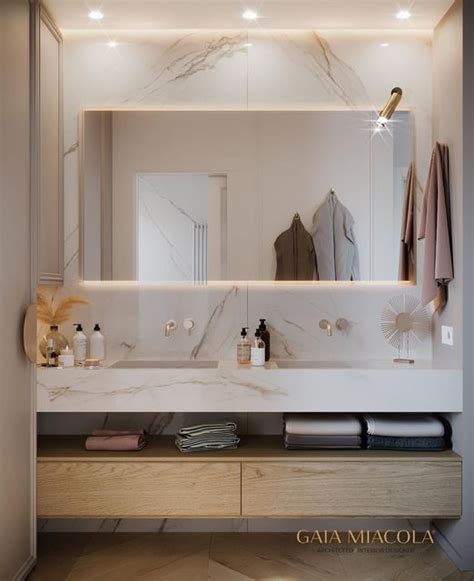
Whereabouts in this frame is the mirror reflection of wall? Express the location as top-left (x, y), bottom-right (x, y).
top-left (81, 110), bottom-right (413, 283)
top-left (137, 173), bottom-right (227, 282)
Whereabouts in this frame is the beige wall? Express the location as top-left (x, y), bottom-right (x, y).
top-left (0, 0), bottom-right (35, 578)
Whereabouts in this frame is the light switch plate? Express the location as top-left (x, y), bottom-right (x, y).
top-left (441, 325), bottom-right (454, 346)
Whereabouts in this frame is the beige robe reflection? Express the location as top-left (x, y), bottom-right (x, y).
top-left (312, 192), bottom-right (360, 281)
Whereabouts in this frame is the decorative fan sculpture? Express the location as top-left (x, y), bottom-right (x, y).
top-left (380, 294), bottom-right (431, 363)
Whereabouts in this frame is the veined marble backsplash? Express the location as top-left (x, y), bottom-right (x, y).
top-left (36, 26), bottom-right (435, 382)
top-left (38, 284), bottom-right (432, 362)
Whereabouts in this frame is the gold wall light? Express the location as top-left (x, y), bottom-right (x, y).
top-left (377, 87), bottom-right (403, 127)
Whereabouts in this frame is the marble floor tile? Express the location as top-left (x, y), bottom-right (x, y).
top-left (337, 540), bottom-right (457, 581)
top-left (443, 572), bottom-right (474, 581)
top-left (208, 559), bottom-right (255, 580)
top-left (28, 533), bottom-right (91, 581)
top-left (393, 542), bottom-right (466, 581)
top-left (66, 533), bottom-right (210, 581)
top-left (209, 533), bottom-right (346, 580)
top-left (137, 548), bottom-right (210, 581)
top-left (28, 532), bottom-right (473, 581)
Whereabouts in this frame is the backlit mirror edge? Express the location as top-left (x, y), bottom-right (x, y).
top-left (77, 107), bottom-right (417, 287)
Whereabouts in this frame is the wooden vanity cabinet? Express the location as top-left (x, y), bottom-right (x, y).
top-left (37, 436), bottom-right (462, 519)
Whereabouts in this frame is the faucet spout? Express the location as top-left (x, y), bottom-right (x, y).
top-left (319, 319), bottom-right (332, 337)
top-left (164, 319), bottom-right (177, 337)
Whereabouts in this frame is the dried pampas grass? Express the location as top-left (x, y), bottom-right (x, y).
top-left (37, 292), bottom-right (90, 326)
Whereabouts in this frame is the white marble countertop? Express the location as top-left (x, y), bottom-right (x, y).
top-left (37, 359), bottom-right (463, 413)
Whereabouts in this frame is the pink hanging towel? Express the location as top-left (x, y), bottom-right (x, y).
top-left (418, 143), bottom-right (453, 312)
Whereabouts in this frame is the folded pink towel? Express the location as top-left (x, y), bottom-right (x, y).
top-left (92, 429), bottom-right (145, 437)
top-left (85, 434), bottom-right (147, 451)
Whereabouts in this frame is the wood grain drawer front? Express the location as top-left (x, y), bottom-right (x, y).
top-left (38, 461), bottom-right (241, 517)
top-left (242, 461), bottom-right (462, 518)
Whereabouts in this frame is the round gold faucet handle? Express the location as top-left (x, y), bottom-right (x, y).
top-left (336, 318), bottom-right (349, 331)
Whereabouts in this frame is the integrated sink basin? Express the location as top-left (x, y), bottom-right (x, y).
top-left (110, 360), bottom-right (219, 369)
top-left (275, 360), bottom-right (351, 369)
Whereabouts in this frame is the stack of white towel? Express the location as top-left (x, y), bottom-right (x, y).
top-left (284, 413), bottom-right (363, 449)
top-left (175, 422), bottom-right (240, 453)
top-left (363, 414), bottom-right (448, 451)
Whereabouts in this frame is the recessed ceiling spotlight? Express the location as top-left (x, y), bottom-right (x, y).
top-left (107, 40), bottom-right (118, 48)
top-left (244, 42), bottom-right (253, 48)
top-left (381, 43), bottom-right (390, 47)
top-left (396, 10), bottom-right (411, 20)
top-left (242, 9), bottom-right (258, 21)
top-left (88, 9), bottom-right (104, 20)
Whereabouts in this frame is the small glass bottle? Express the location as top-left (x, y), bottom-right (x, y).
top-left (39, 325), bottom-right (69, 359)
top-left (237, 327), bottom-right (251, 364)
top-left (46, 338), bottom-right (58, 367)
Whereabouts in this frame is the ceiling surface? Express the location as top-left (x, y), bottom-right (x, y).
top-left (44, 0), bottom-right (455, 31)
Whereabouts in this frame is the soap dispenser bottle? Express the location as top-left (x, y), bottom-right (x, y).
top-left (258, 318), bottom-right (271, 362)
top-left (72, 323), bottom-right (88, 363)
top-left (90, 323), bottom-right (105, 362)
top-left (237, 327), bottom-right (251, 364)
top-left (46, 337), bottom-right (58, 367)
top-left (251, 329), bottom-right (266, 367)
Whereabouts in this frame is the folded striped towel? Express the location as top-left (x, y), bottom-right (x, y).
top-left (177, 422), bottom-right (237, 437)
top-left (176, 438), bottom-right (240, 453)
top-left (175, 422), bottom-right (239, 453)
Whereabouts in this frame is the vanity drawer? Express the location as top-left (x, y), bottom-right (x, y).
top-left (241, 460), bottom-right (462, 518)
top-left (38, 461), bottom-right (241, 517)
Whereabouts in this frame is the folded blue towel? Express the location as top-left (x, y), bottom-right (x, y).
top-left (366, 435), bottom-right (446, 451)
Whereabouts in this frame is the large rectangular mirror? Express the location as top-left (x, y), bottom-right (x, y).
top-left (81, 110), bottom-right (413, 282)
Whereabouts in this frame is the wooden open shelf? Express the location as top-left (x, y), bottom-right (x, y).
top-left (37, 436), bottom-right (462, 520)
top-left (38, 435), bottom-right (460, 462)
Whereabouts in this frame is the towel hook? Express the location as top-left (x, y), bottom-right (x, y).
top-left (330, 187), bottom-right (336, 195)
top-left (293, 212), bottom-right (300, 221)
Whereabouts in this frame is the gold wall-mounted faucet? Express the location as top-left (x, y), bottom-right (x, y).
top-left (164, 319), bottom-right (177, 337)
top-left (319, 319), bottom-right (332, 337)
top-left (319, 318), bottom-right (349, 336)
